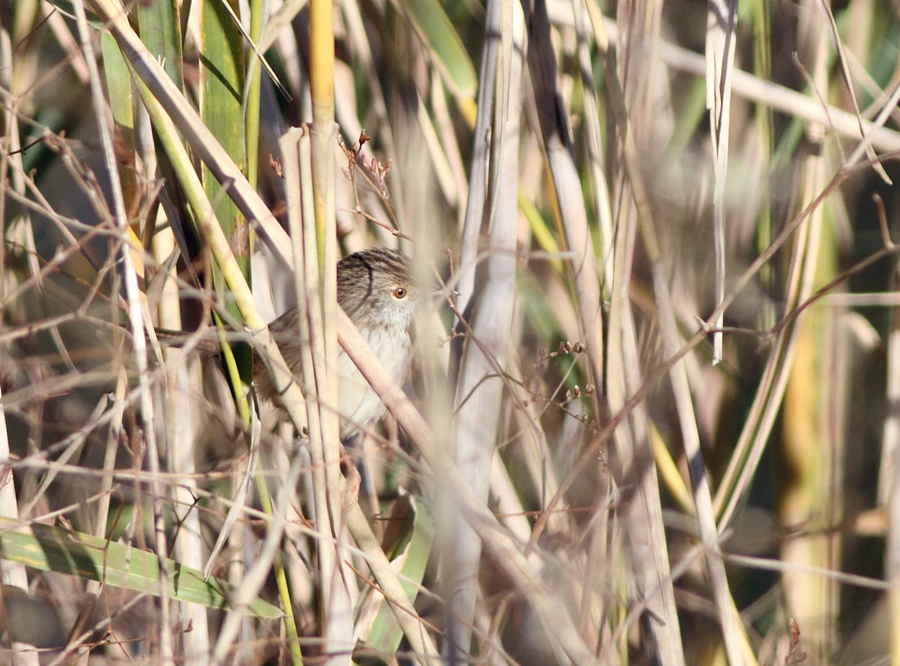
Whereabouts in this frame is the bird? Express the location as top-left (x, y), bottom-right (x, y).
top-left (253, 247), bottom-right (417, 440)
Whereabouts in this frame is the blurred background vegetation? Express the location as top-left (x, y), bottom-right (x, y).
top-left (1, 0), bottom-right (900, 663)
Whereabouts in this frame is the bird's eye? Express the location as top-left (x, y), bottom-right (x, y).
top-left (393, 287), bottom-right (407, 299)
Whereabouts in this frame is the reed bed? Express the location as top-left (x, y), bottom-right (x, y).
top-left (1, 0), bottom-right (899, 663)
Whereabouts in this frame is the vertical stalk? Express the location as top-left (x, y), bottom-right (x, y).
top-left (308, 0), bottom-right (351, 659)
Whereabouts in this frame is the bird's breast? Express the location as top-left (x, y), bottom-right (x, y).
top-left (337, 327), bottom-right (411, 437)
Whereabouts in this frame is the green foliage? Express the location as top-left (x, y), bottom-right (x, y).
top-left (0, 518), bottom-right (282, 619)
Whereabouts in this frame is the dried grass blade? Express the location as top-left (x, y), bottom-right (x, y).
top-left (582, 7), bottom-right (686, 662)
top-left (604, 198), bottom-right (685, 664)
top-left (131, 57), bottom-right (310, 659)
top-left (142, 0), bottom-right (210, 636)
top-left (210, 453), bottom-right (307, 665)
top-left (588, 3), bottom-right (751, 659)
top-left (884, 323), bottom-right (900, 664)
top-left (456, 0), bottom-right (506, 313)
top-left (337, 309), bottom-right (601, 665)
top-left (346, 501), bottom-right (441, 664)
top-left (705, 0), bottom-right (738, 364)
top-left (526, 0), bottom-right (604, 405)
top-left (597, 16), bottom-right (900, 151)
top-left (74, 0), bottom-right (175, 659)
top-left (308, 0), bottom-right (355, 654)
top-left (446, 0), bottom-right (523, 653)
top-left (815, 0), bottom-right (891, 183)
top-left (573, 0), bottom-right (614, 289)
top-left (653, 264), bottom-right (750, 665)
top-left (283, 127), bottom-right (349, 664)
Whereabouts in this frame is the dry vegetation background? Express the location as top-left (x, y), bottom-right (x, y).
top-left (1, 0), bottom-right (900, 663)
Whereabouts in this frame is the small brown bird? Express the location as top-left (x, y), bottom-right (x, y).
top-left (254, 247), bottom-right (417, 439)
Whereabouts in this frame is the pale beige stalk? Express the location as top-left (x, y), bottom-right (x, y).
top-left (446, 0), bottom-right (524, 654)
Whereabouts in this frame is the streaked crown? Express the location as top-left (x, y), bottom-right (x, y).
top-left (337, 248), bottom-right (417, 330)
